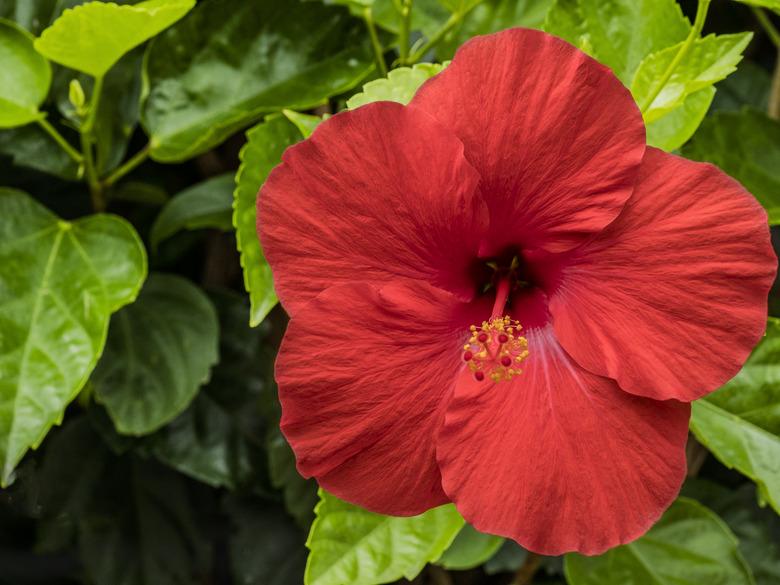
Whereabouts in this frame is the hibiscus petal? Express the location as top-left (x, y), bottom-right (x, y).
top-left (410, 28), bottom-right (646, 254)
top-left (436, 327), bottom-right (690, 555)
top-left (277, 279), bottom-right (487, 515)
top-left (258, 101), bottom-right (486, 317)
top-left (550, 147), bottom-right (777, 402)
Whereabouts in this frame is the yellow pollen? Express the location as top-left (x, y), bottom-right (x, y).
top-left (462, 316), bottom-right (529, 383)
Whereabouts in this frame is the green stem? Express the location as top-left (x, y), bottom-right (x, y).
top-left (639, 0), bottom-right (711, 114)
top-left (364, 8), bottom-right (388, 77)
top-left (753, 7), bottom-right (780, 48)
top-left (398, 0), bottom-right (413, 64)
top-left (80, 75), bottom-right (105, 211)
top-left (36, 117), bottom-right (83, 164)
top-left (408, 11), bottom-right (461, 64)
top-left (103, 144), bottom-right (151, 187)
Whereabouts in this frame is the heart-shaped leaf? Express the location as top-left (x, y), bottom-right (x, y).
top-left (34, 0), bottom-right (195, 77)
top-left (92, 273), bottom-right (219, 435)
top-left (0, 188), bottom-right (146, 484)
top-left (0, 18), bottom-right (51, 128)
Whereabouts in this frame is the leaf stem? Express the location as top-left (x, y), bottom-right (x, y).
top-left (80, 75), bottom-right (105, 211)
top-left (513, 552), bottom-right (542, 585)
top-left (364, 7), bottom-right (388, 77)
top-left (36, 117), bottom-right (83, 164)
top-left (752, 7), bottom-right (780, 48)
top-left (103, 144), bottom-right (151, 187)
top-left (639, 0), bottom-right (712, 114)
top-left (398, 0), bottom-right (413, 64)
top-left (407, 11), bottom-right (461, 64)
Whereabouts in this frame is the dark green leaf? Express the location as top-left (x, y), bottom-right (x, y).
top-left (150, 173), bottom-right (234, 251)
top-left (711, 60), bottom-right (771, 113)
top-left (436, 523), bottom-right (504, 570)
top-left (266, 425), bottom-right (318, 528)
top-left (0, 18), bottom-right (51, 128)
top-left (0, 189), bottom-right (146, 484)
top-left (142, 0), bottom-right (374, 162)
top-left (0, 0), bottom-right (58, 34)
top-left (34, 0), bottom-right (195, 77)
top-left (305, 490), bottom-right (465, 585)
top-left (226, 496), bottom-right (307, 585)
top-left (234, 116), bottom-right (305, 326)
top-left (92, 273), bottom-right (219, 436)
top-left (683, 108), bottom-right (780, 223)
top-left (565, 498), bottom-right (754, 585)
top-left (0, 121), bottom-right (80, 179)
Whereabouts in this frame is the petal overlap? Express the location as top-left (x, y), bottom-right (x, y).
top-left (258, 101), bottom-right (486, 317)
top-left (549, 148), bottom-right (777, 402)
top-left (411, 28), bottom-right (646, 254)
top-left (436, 327), bottom-right (690, 555)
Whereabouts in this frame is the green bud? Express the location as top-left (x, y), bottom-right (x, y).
top-left (68, 79), bottom-right (86, 110)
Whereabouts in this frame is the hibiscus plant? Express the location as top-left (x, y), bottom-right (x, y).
top-left (0, 0), bottom-right (779, 584)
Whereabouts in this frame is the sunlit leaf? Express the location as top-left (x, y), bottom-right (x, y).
top-left (0, 18), bottom-right (51, 128)
top-left (0, 189), bottom-right (146, 484)
top-left (565, 498), bottom-right (754, 585)
top-left (646, 86), bottom-right (715, 151)
top-left (690, 319), bottom-right (780, 513)
top-left (632, 33), bottom-right (751, 123)
top-left (346, 63), bottom-right (445, 109)
top-left (92, 273), bottom-right (219, 436)
top-left (305, 490), bottom-right (465, 585)
top-left (282, 109), bottom-right (323, 139)
top-left (142, 0), bottom-right (374, 162)
top-left (234, 116), bottom-right (309, 326)
top-left (34, 0), bottom-right (195, 77)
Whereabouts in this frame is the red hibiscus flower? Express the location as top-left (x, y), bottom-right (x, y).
top-left (257, 28), bottom-right (776, 555)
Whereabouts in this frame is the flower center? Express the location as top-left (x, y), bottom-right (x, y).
top-left (463, 269), bottom-right (529, 383)
top-left (463, 316), bottom-right (529, 382)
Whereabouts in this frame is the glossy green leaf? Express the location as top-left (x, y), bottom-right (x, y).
top-left (683, 108), bottom-right (780, 222)
top-left (690, 319), bottom-right (780, 513)
top-left (92, 273), bottom-right (219, 436)
top-left (578, 0), bottom-right (691, 84)
top-left (283, 109), bottom-right (324, 139)
top-left (0, 189), bottom-right (146, 484)
top-left (305, 490), bottom-right (465, 585)
top-left (438, 0), bottom-right (553, 59)
top-left (632, 33), bottom-right (751, 123)
top-left (150, 173), bottom-right (234, 251)
top-left (565, 498), bottom-right (754, 585)
top-left (34, 0), bottom-right (195, 77)
top-left (543, 0), bottom-right (592, 54)
top-left (234, 116), bottom-right (308, 326)
top-left (0, 18), bottom-right (51, 128)
top-left (711, 60), bottom-right (771, 113)
top-left (367, 0), bottom-right (449, 38)
top-left (0, 121), bottom-right (80, 179)
top-left (142, 0), bottom-right (374, 162)
top-left (436, 524), bottom-right (504, 570)
top-left (227, 496), bottom-right (308, 585)
top-left (346, 63), bottom-right (445, 109)
top-left (646, 86), bottom-right (715, 152)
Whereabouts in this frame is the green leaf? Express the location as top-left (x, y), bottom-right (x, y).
top-left (92, 273), bottom-right (219, 436)
top-left (577, 0), bottom-right (691, 84)
top-left (150, 173), bottom-right (234, 251)
top-left (565, 498), bottom-right (754, 585)
top-left (0, 0), bottom-right (58, 35)
top-left (226, 496), bottom-right (308, 585)
top-left (34, 0), bottom-right (195, 77)
top-left (484, 541), bottom-right (528, 574)
top-left (141, 0), bottom-right (374, 163)
top-left (632, 33), bottom-right (752, 123)
top-left (690, 319), bottom-right (780, 513)
top-left (267, 425), bottom-right (319, 528)
top-left (346, 63), bottom-right (445, 109)
top-left (305, 490), bottom-right (465, 585)
top-left (683, 108), bottom-right (780, 222)
top-left (436, 0), bottom-right (484, 14)
top-left (148, 392), bottom-right (262, 489)
top-left (234, 116), bottom-right (308, 326)
top-left (0, 18), bottom-right (51, 128)
top-left (711, 60), bottom-right (771, 113)
top-left (0, 189), bottom-right (146, 484)
top-left (0, 121), bottom-right (80, 179)
top-left (367, 0), bottom-right (449, 38)
top-left (283, 109), bottom-right (324, 139)
top-left (646, 86), bottom-right (715, 152)
top-left (436, 524), bottom-right (504, 570)
top-left (438, 0), bottom-right (554, 59)
top-left (543, 0), bottom-right (592, 54)
top-left (732, 0), bottom-right (780, 14)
